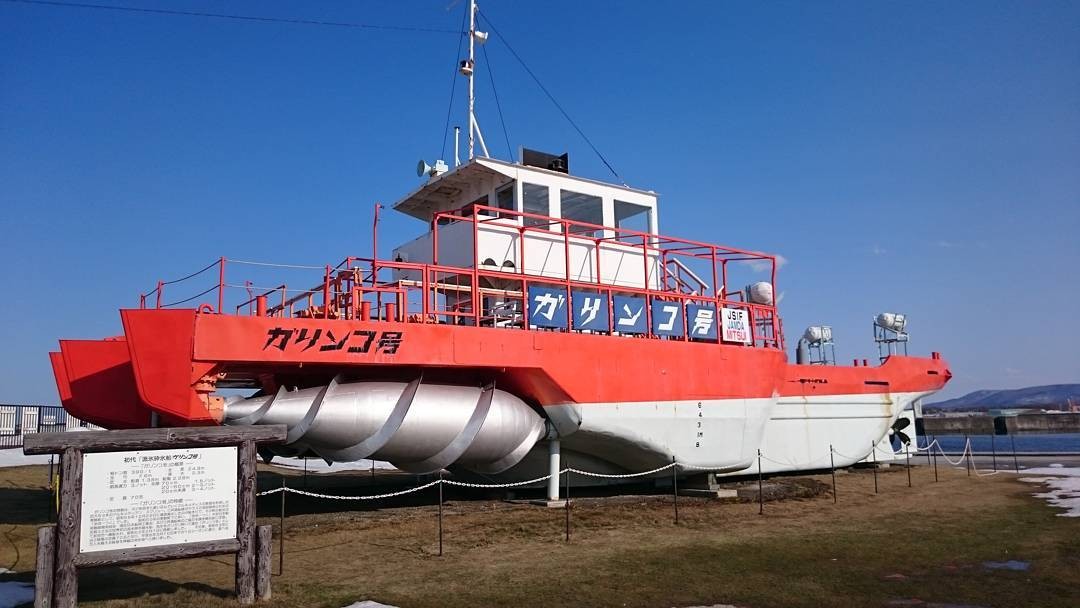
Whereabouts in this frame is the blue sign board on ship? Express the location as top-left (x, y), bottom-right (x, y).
top-left (527, 285), bottom-right (567, 329)
top-left (612, 295), bottom-right (647, 334)
top-left (686, 304), bottom-right (718, 340)
top-left (651, 299), bottom-right (684, 337)
top-left (572, 291), bottom-right (608, 331)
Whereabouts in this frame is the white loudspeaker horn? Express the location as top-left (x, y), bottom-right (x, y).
top-left (416, 160), bottom-right (433, 177)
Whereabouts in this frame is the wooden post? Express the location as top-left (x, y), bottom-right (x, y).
top-left (278, 478), bottom-right (286, 576)
top-left (671, 457), bottom-right (679, 525)
top-left (255, 525), bottom-right (272, 601)
top-left (53, 448), bottom-right (82, 608)
top-left (829, 444), bottom-right (837, 504)
top-left (34, 526), bottom-right (55, 608)
top-left (757, 449), bottom-right (764, 515)
top-left (437, 470), bottom-right (444, 557)
top-left (564, 469), bottom-right (570, 543)
top-left (871, 442), bottom-right (878, 494)
top-left (235, 440), bottom-right (257, 605)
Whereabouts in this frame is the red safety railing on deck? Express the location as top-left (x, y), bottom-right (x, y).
top-left (137, 205), bottom-right (785, 350)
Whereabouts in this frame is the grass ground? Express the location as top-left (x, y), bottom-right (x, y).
top-left (1, 462), bottom-right (1078, 608)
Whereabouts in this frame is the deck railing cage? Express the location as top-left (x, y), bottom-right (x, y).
top-left (137, 205), bottom-right (785, 350)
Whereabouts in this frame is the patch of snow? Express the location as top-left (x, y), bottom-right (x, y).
top-left (1021, 466), bottom-right (1080, 476)
top-left (342, 601), bottom-right (399, 608)
top-left (1019, 467), bottom-right (1080, 517)
top-left (0, 580), bottom-right (35, 608)
top-left (0, 449), bottom-right (54, 468)
top-left (267, 457), bottom-right (396, 474)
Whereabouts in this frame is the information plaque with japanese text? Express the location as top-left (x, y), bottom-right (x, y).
top-left (79, 446), bottom-right (238, 553)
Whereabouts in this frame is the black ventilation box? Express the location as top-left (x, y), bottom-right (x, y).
top-left (521, 148), bottom-right (569, 174)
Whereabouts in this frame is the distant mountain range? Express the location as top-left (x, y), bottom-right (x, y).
top-left (926, 384), bottom-right (1080, 411)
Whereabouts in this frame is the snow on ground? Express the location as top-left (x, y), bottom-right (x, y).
top-left (266, 456), bottom-right (396, 473)
top-left (0, 449), bottom-right (54, 468)
top-left (1019, 464), bottom-right (1080, 517)
top-left (0, 580), bottom-right (35, 608)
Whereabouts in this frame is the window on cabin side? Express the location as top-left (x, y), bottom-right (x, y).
top-left (522, 183), bottom-right (549, 228)
top-left (560, 190), bottom-right (603, 236)
top-left (614, 200), bottom-right (651, 235)
top-left (496, 184), bottom-right (515, 219)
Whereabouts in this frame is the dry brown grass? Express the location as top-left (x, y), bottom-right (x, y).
top-left (1, 461), bottom-right (1078, 608)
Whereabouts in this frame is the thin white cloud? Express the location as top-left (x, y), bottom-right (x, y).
top-left (936, 240), bottom-right (959, 248)
top-left (744, 254), bottom-right (788, 273)
top-left (872, 244), bottom-right (887, 256)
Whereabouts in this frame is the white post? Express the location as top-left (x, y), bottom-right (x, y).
top-left (547, 439), bottom-right (561, 501)
top-left (467, 0), bottom-right (476, 160)
top-left (454, 126), bottom-right (461, 167)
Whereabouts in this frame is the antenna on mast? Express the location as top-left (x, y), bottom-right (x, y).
top-left (459, 0), bottom-right (490, 160)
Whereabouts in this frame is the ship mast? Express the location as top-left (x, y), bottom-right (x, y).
top-left (461, 0), bottom-right (489, 160)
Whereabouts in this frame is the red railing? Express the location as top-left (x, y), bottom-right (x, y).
top-left (137, 205), bottom-right (785, 350)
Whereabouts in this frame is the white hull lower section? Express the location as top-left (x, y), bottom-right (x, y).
top-left (491, 390), bottom-right (934, 485)
top-left (721, 390), bottom-right (933, 476)
top-left (491, 396), bottom-right (778, 482)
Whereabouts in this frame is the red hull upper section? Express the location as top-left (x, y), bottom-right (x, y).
top-left (781, 354), bottom-right (951, 397)
top-left (54, 307), bottom-right (950, 429)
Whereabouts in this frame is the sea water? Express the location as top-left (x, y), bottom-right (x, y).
top-left (927, 433), bottom-right (1080, 454)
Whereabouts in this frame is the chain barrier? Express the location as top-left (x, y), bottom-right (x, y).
top-left (442, 473), bottom-right (554, 488)
top-left (566, 462), bottom-right (675, 479)
top-left (256, 479), bottom-right (441, 500)
top-left (256, 437), bottom-right (1018, 501)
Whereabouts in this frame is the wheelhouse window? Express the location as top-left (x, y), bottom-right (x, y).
top-left (496, 183), bottom-right (515, 219)
top-left (560, 190), bottom-right (603, 236)
top-left (522, 183), bottom-right (549, 228)
top-left (614, 200), bottom-right (651, 235)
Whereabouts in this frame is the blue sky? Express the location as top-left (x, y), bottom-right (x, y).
top-left (1, 0), bottom-right (1077, 403)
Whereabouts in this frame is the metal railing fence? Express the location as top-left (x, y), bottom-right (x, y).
top-left (0, 405), bottom-right (100, 449)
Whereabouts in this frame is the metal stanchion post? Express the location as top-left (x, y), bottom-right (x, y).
top-left (757, 449), bottom-right (764, 515)
top-left (671, 457), bottom-right (679, 525)
top-left (437, 470), bottom-right (444, 557)
top-left (991, 434), bottom-right (997, 471)
top-left (278, 478), bottom-right (285, 576)
top-left (925, 437), bottom-right (932, 466)
top-left (966, 439), bottom-right (972, 477)
top-left (932, 445), bottom-right (939, 482)
top-left (1011, 434), bottom-right (1019, 473)
top-left (303, 457), bottom-right (308, 488)
top-left (829, 444), bottom-right (837, 504)
top-left (564, 469), bottom-right (571, 542)
top-left (905, 444), bottom-right (912, 488)
top-left (872, 442), bottom-right (879, 494)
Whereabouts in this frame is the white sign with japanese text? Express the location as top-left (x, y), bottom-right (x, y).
top-left (721, 307), bottom-right (752, 344)
top-left (79, 447), bottom-right (237, 553)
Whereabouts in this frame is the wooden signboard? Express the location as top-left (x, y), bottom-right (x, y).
top-left (23, 425), bottom-right (286, 608)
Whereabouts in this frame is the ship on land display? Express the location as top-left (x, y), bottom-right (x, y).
top-left (48, 0), bottom-right (950, 493)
